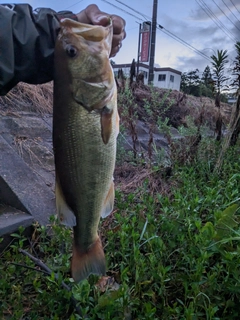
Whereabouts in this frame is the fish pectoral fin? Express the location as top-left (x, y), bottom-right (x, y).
top-left (116, 111), bottom-right (120, 138)
top-left (71, 237), bottom-right (106, 283)
top-left (101, 180), bottom-right (115, 218)
top-left (55, 178), bottom-right (76, 227)
top-left (101, 106), bottom-right (113, 144)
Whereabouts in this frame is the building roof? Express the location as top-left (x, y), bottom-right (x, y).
top-left (112, 62), bottom-right (182, 75)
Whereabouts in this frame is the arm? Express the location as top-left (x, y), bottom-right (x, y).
top-left (0, 4), bottom-right (126, 95)
top-left (0, 4), bottom-right (67, 95)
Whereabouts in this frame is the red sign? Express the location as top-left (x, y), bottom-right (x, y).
top-left (140, 31), bottom-right (150, 62)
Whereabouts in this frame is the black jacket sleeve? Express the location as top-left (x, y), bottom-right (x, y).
top-left (0, 4), bottom-right (76, 95)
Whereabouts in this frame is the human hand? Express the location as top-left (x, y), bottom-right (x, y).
top-left (76, 4), bottom-right (126, 57)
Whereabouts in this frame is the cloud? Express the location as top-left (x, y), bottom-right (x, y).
top-left (116, 0), bottom-right (239, 76)
top-left (156, 0), bottom-right (239, 72)
top-left (175, 54), bottom-right (210, 73)
top-left (189, 5), bottom-right (211, 22)
top-left (231, 20), bottom-right (240, 39)
top-left (190, 0), bottom-right (228, 22)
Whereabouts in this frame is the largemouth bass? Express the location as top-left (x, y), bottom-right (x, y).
top-left (53, 18), bottom-right (119, 283)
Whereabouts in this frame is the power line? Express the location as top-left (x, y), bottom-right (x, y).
top-left (221, 0), bottom-right (240, 24)
top-left (212, 0), bottom-right (240, 32)
top-left (196, 0), bottom-right (237, 42)
top-left (101, 0), bottom-right (212, 63)
top-left (115, 0), bottom-right (150, 21)
top-left (198, 0), bottom-right (237, 40)
top-left (65, 0), bottom-right (84, 10)
top-left (229, 0), bottom-right (240, 15)
top-left (126, 26), bottom-right (139, 32)
top-left (101, 0), bottom-right (145, 21)
top-left (159, 27), bottom-right (212, 62)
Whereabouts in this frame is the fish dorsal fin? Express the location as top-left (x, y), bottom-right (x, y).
top-left (55, 176), bottom-right (76, 227)
top-left (101, 180), bottom-right (115, 218)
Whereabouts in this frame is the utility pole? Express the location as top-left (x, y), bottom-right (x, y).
top-left (136, 22), bottom-right (142, 76)
top-left (148, 0), bottom-right (158, 85)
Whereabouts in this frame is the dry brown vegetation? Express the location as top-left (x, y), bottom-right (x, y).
top-left (0, 82), bottom-right (53, 114)
top-left (0, 81), bottom-right (232, 128)
top-left (121, 83), bottom-right (232, 130)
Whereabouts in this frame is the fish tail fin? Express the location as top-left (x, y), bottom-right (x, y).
top-left (71, 237), bottom-right (106, 283)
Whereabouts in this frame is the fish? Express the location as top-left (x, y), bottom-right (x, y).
top-left (53, 18), bottom-right (119, 283)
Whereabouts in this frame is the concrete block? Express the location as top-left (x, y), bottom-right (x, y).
top-left (0, 206), bottom-right (34, 237)
top-left (0, 135), bottom-right (55, 226)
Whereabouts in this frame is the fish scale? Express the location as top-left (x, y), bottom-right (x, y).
top-left (56, 108), bottom-right (115, 213)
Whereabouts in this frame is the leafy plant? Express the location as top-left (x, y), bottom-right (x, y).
top-left (2, 72), bottom-right (240, 319)
top-left (1, 142), bottom-right (240, 319)
top-left (229, 42), bottom-right (240, 146)
top-left (210, 49), bottom-right (229, 141)
top-left (211, 50), bottom-right (229, 98)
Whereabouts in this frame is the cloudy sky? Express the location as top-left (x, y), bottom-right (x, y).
top-left (3, 0), bottom-right (240, 75)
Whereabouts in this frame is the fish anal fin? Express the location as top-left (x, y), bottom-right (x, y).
top-left (71, 237), bottom-right (106, 283)
top-left (55, 177), bottom-right (76, 227)
top-left (101, 180), bottom-right (115, 218)
top-left (101, 107), bottom-right (113, 144)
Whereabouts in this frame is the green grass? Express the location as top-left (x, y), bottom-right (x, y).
top-left (1, 142), bottom-right (240, 319)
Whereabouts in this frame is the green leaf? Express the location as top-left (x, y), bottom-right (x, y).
top-left (214, 204), bottom-right (239, 240)
top-left (201, 221), bottom-right (215, 239)
top-left (10, 233), bottom-right (22, 239)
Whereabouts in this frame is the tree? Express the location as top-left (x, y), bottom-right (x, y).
top-left (180, 69), bottom-right (201, 96)
top-left (130, 59), bottom-right (136, 85)
top-left (201, 65), bottom-right (214, 88)
top-left (180, 72), bottom-right (189, 93)
top-left (187, 69), bottom-right (200, 86)
top-left (231, 42), bottom-right (240, 89)
top-left (210, 49), bottom-right (229, 141)
top-left (211, 50), bottom-right (229, 107)
top-left (230, 42), bottom-right (240, 146)
top-left (202, 65), bottom-right (211, 84)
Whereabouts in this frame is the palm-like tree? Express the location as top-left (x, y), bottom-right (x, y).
top-left (211, 50), bottom-right (229, 140)
top-left (231, 42), bottom-right (240, 89)
top-left (230, 42), bottom-right (240, 146)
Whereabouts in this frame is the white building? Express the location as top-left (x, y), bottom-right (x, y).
top-left (112, 62), bottom-right (182, 91)
top-left (227, 97), bottom-right (237, 105)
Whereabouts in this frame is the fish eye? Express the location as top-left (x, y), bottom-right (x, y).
top-left (66, 45), bottom-right (78, 58)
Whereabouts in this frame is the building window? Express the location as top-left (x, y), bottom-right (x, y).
top-left (158, 74), bottom-right (166, 81)
top-left (170, 75), bottom-right (174, 82)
